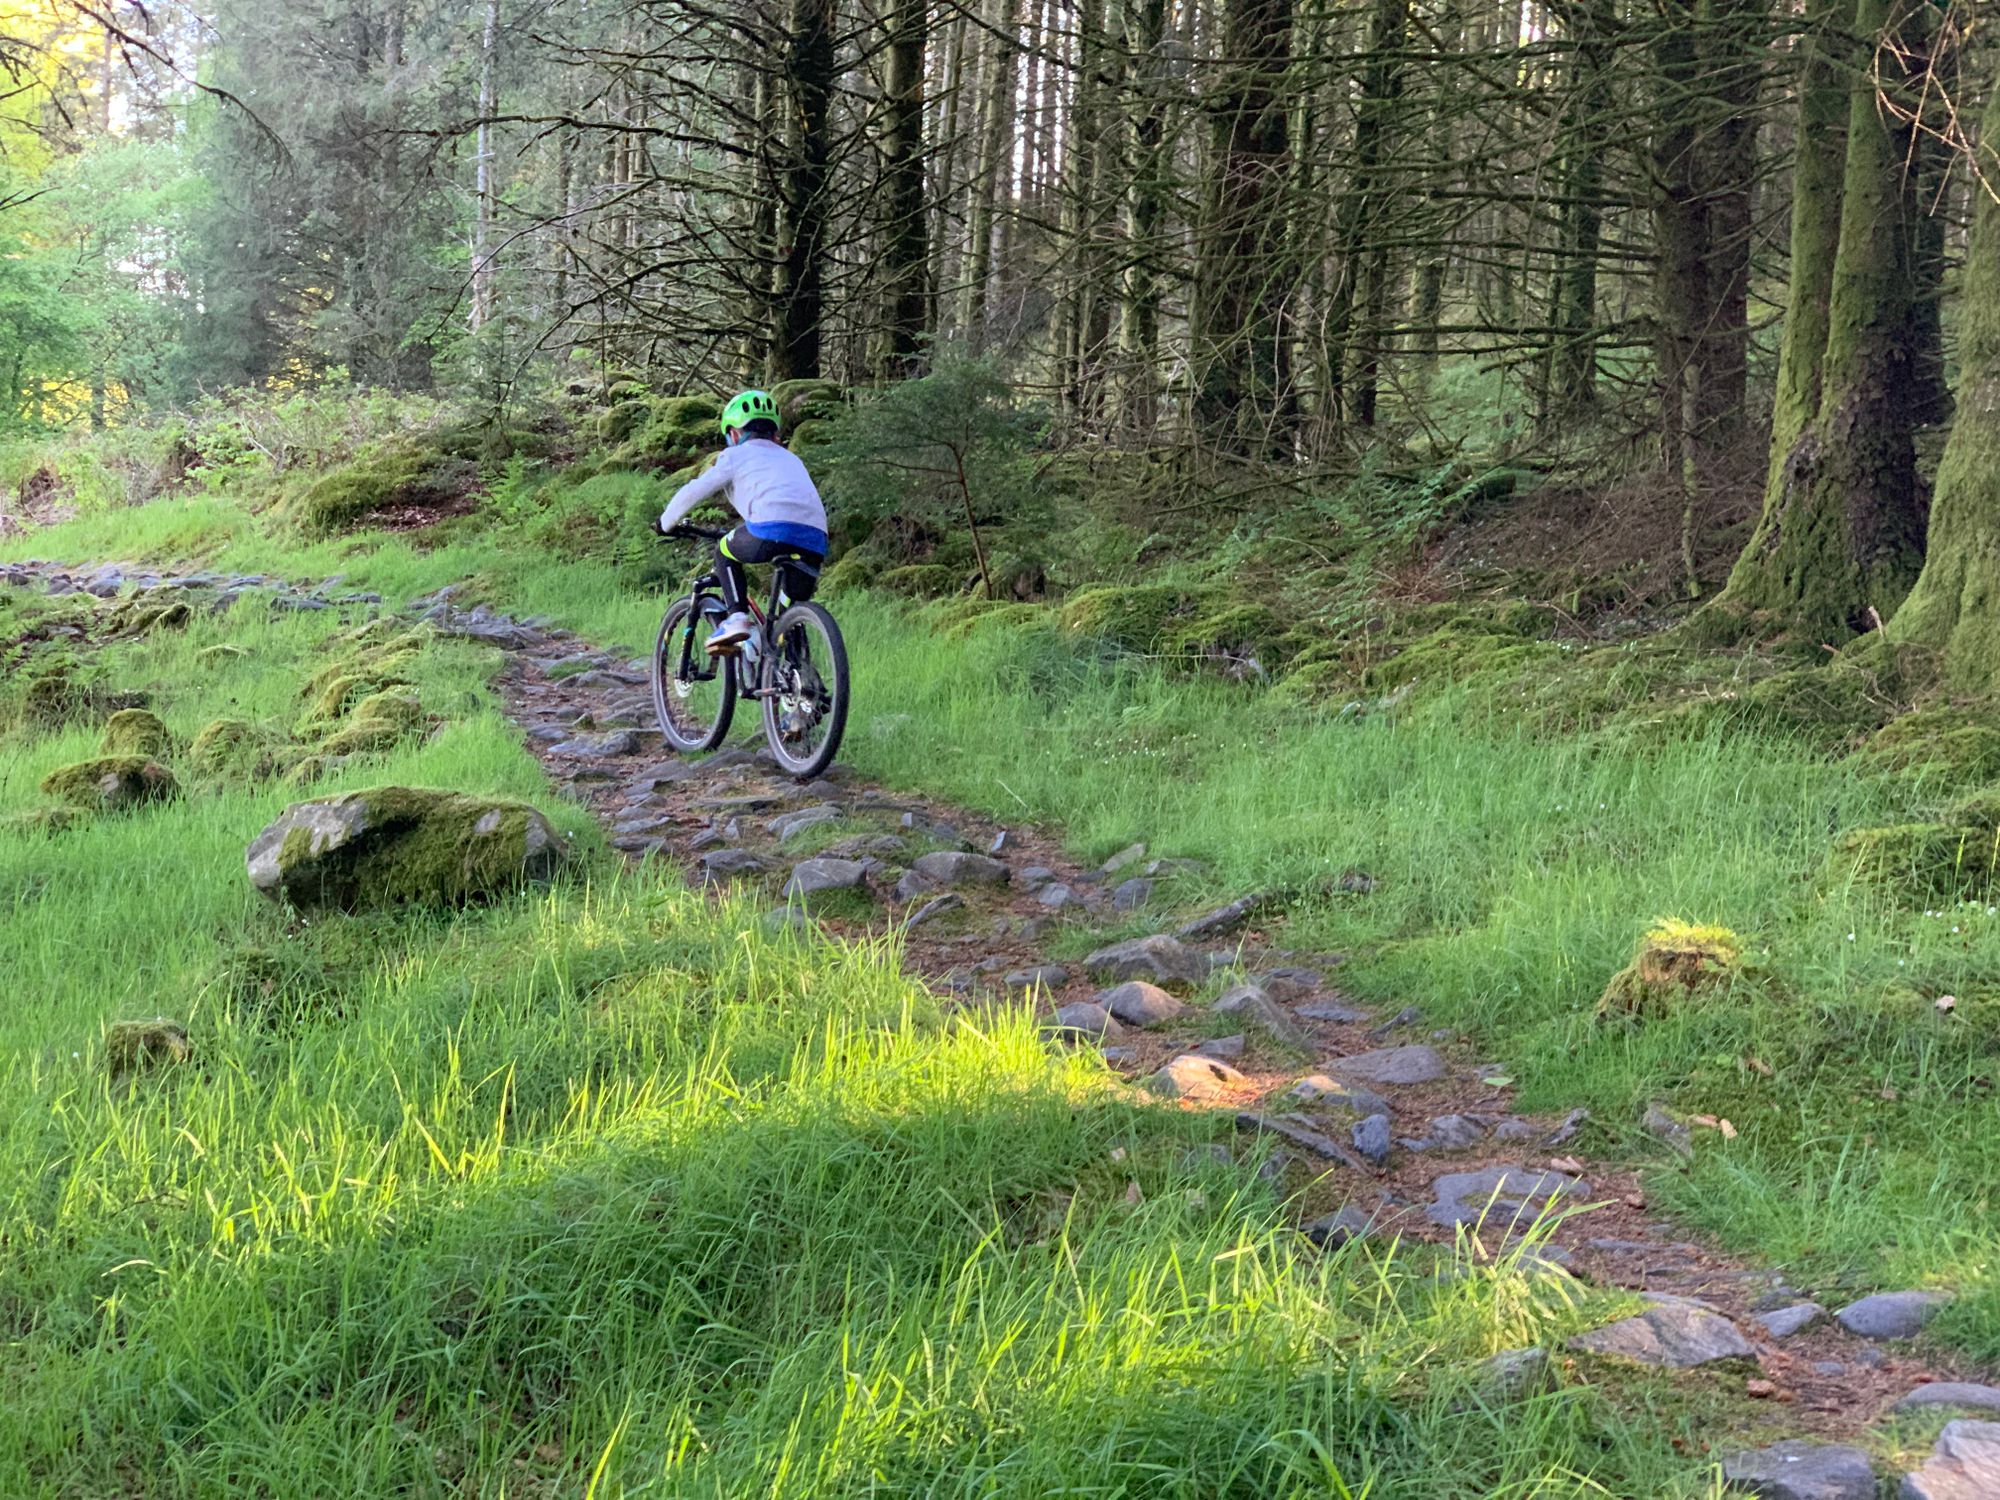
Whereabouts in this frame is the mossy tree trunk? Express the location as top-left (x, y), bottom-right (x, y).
top-left (1709, 0), bottom-right (1926, 641)
top-left (1888, 76), bottom-right (2000, 694)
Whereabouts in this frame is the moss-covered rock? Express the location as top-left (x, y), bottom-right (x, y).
top-left (820, 549), bottom-right (886, 594)
top-left (319, 692), bottom-right (427, 756)
top-left (40, 756), bottom-right (179, 811)
top-left (290, 441), bottom-right (478, 536)
top-left (876, 563), bottom-right (962, 600)
top-left (1060, 583), bottom-right (1214, 652)
top-left (300, 654), bottom-right (417, 728)
top-left (597, 399), bottom-right (651, 444)
top-left (280, 753), bottom-right (331, 789)
top-left (1359, 626), bottom-right (1546, 694)
top-left (103, 598), bottom-right (193, 638)
top-left (100, 708), bottom-right (171, 758)
top-left (245, 786), bottom-right (568, 910)
top-left (1596, 919), bottom-right (1743, 1022)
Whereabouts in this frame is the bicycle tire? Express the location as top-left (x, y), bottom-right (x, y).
top-left (652, 595), bottom-right (735, 752)
top-left (761, 601), bottom-right (849, 780)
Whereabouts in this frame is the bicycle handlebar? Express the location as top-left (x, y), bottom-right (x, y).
top-left (659, 523), bottom-right (727, 543)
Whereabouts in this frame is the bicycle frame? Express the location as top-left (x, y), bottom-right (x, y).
top-left (668, 553), bottom-right (809, 702)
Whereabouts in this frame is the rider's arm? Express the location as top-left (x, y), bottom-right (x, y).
top-left (657, 451), bottom-right (733, 532)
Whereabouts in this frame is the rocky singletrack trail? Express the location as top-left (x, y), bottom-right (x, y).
top-left (8, 557), bottom-right (1998, 1495)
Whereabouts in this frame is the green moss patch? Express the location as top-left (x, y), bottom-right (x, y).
top-left (1857, 705), bottom-right (2000, 789)
top-left (100, 707), bottom-right (171, 758)
top-left (188, 717), bottom-right (280, 778)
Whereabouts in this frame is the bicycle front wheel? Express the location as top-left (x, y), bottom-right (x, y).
top-left (761, 602), bottom-right (849, 780)
top-left (652, 595), bottom-right (735, 752)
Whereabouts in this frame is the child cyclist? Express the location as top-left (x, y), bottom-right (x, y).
top-left (653, 389), bottom-right (829, 655)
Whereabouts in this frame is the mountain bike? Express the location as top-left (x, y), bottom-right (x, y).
top-left (650, 524), bottom-right (850, 780)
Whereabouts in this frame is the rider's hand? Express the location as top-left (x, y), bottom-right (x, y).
top-left (651, 517), bottom-right (672, 537)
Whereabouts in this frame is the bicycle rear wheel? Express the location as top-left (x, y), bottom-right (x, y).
top-left (761, 602), bottom-right (849, 780)
top-left (652, 595), bottom-right (735, 752)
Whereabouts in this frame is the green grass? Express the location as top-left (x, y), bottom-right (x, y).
top-left (12, 496), bottom-right (2000, 1351)
top-left (0, 558), bottom-right (1752, 1497)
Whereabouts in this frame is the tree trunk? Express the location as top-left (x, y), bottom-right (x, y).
top-left (774, 0), bottom-right (837, 380)
top-left (470, 0), bottom-right (501, 335)
top-left (1115, 0), bottom-right (1170, 435)
top-left (1888, 76), bottom-right (2000, 691)
top-left (872, 0), bottom-right (929, 380)
top-left (1710, 0), bottom-right (1927, 640)
top-left (962, 0), bottom-right (1020, 346)
top-left (1192, 0), bottom-right (1293, 456)
top-left (1542, 0), bottom-right (1612, 418)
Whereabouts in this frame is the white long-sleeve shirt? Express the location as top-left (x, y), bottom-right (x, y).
top-left (658, 438), bottom-right (828, 548)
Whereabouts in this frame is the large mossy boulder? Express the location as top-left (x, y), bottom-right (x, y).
top-left (245, 787), bottom-right (568, 909)
top-left (100, 708), bottom-right (171, 758)
top-left (40, 756), bottom-right (179, 811)
top-left (769, 378), bottom-right (844, 425)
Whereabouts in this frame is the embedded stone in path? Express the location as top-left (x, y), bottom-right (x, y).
top-left (782, 858), bottom-right (869, 903)
top-left (1756, 1303), bottom-right (1827, 1340)
top-left (904, 892), bottom-right (962, 928)
top-left (1213, 983), bottom-right (1310, 1048)
top-left (1418, 1114), bottom-right (1490, 1151)
top-left (1149, 1053), bottom-right (1247, 1101)
top-left (1894, 1384), bottom-right (2000, 1416)
top-left (1195, 1034), bottom-right (1244, 1060)
top-left (700, 848), bottom-right (770, 882)
top-left (1005, 964), bottom-right (1070, 992)
top-left (1297, 1001), bottom-right (1373, 1023)
top-left (1329, 1044), bottom-right (1447, 1087)
top-left (1303, 1205), bottom-right (1380, 1249)
top-left (1082, 934), bottom-right (1210, 990)
top-left (1098, 981), bottom-right (1185, 1029)
top-left (1835, 1290), bottom-right (1950, 1340)
top-left (1175, 892), bottom-right (1275, 940)
top-left (1352, 1113), bottom-right (1392, 1166)
top-left (1898, 1420), bottom-right (2000, 1499)
top-left (769, 804), bottom-right (844, 844)
top-left (1427, 1164), bottom-right (1587, 1230)
top-left (1289, 1074), bottom-right (1390, 1116)
top-left (1044, 1002), bottom-right (1122, 1044)
top-left (1721, 1441), bottom-right (1877, 1500)
top-left (1569, 1301), bottom-right (1754, 1368)
top-left (551, 728), bottom-right (641, 757)
top-left (895, 851), bottom-right (1009, 901)
top-left (1112, 877), bottom-right (1154, 911)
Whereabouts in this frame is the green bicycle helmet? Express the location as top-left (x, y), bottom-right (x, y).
top-left (720, 388), bottom-right (781, 436)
